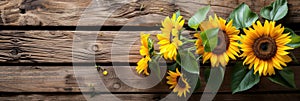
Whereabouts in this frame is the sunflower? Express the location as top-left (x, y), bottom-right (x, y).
top-left (194, 32), bottom-right (204, 54)
top-left (157, 13), bottom-right (184, 61)
top-left (136, 33), bottom-right (153, 75)
top-left (166, 68), bottom-right (191, 97)
top-left (200, 15), bottom-right (240, 67)
top-left (136, 57), bottom-right (151, 75)
top-left (240, 20), bottom-right (293, 76)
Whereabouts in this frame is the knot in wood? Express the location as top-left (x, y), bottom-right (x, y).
top-left (113, 83), bottom-right (121, 89)
top-left (9, 47), bottom-right (21, 60)
top-left (89, 43), bottom-right (102, 52)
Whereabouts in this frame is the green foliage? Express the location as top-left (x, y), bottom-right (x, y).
top-left (260, 0), bottom-right (288, 21)
top-left (268, 68), bottom-right (296, 88)
top-left (285, 28), bottom-right (300, 48)
top-left (167, 62), bottom-right (178, 72)
top-left (200, 28), bottom-right (219, 52)
top-left (231, 62), bottom-right (260, 94)
top-left (149, 55), bottom-right (162, 80)
top-left (188, 6), bottom-right (210, 30)
top-left (228, 3), bottom-right (258, 29)
top-left (175, 11), bottom-right (181, 20)
top-left (176, 50), bottom-right (199, 74)
top-left (147, 38), bottom-right (154, 56)
top-left (138, 0), bottom-right (298, 96)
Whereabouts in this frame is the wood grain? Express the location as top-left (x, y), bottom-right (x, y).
top-left (0, 31), bottom-right (149, 63)
top-left (0, 0), bottom-right (299, 26)
top-left (1, 93), bottom-right (300, 101)
top-left (1, 31), bottom-right (300, 64)
top-left (181, 0), bottom-right (300, 25)
top-left (0, 0), bottom-right (299, 100)
top-left (0, 66), bottom-right (299, 93)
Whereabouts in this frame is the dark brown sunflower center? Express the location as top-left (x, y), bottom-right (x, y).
top-left (176, 76), bottom-right (186, 88)
top-left (252, 36), bottom-right (277, 60)
top-left (213, 30), bottom-right (230, 55)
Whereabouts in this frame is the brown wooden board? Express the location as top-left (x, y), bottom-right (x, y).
top-left (0, 0), bottom-right (299, 26)
top-left (0, 66), bottom-right (299, 93)
top-left (1, 0), bottom-right (300, 100)
top-left (0, 31), bottom-right (152, 63)
top-left (0, 93), bottom-right (300, 101)
top-left (1, 31), bottom-right (300, 64)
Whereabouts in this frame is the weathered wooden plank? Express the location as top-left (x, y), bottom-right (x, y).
top-left (179, 0), bottom-right (300, 24)
top-left (1, 31), bottom-right (300, 63)
top-left (1, 93), bottom-right (300, 101)
top-left (0, 0), bottom-right (171, 26)
top-left (0, 31), bottom-right (152, 63)
top-left (0, 0), bottom-right (299, 26)
top-left (0, 66), bottom-right (299, 93)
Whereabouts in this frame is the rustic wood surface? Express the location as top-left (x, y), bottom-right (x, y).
top-left (1, 93), bottom-right (300, 101)
top-left (0, 31), bottom-right (159, 63)
top-left (0, 0), bottom-right (299, 26)
top-left (0, 66), bottom-right (299, 93)
top-left (0, 31), bottom-right (300, 64)
top-left (1, 0), bottom-right (300, 100)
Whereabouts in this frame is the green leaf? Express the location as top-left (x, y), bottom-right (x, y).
top-left (260, 0), bottom-right (288, 21)
top-left (175, 11), bottom-right (181, 20)
top-left (188, 6), bottom-right (210, 30)
top-left (268, 68), bottom-right (296, 88)
top-left (149, 55), bottom-right (161, 80)
top-left (287, 43), bottom-right (300, 49)
top-left (167, 62), bottom-right (178, 72)
top-left (148, 38), bottom-right (154, 56)
top-left (231, 62), bottom-right (260, 94)
top-left (200, 28), bottom-right (219, 52)
top-left (285, 28), bottom-right (300, 48)
top-left (176, 50), bottom-right (199, 74)
top-left (286, 28), bottom-right (300, 43)
top-left (228, 3), bottom-right (258, 29)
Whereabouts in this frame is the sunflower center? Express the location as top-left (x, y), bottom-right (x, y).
top-left (176, 76), bottom-right (186, 88)
top-left (213, 30), bottom-right (230, 55)
top-left (253, 36), bottom-right (277, 60)
top-left (260, 42), bottom-right (269, 51)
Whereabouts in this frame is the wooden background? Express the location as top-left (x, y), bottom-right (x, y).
top-left (0, 0), bottom-right (300, 100)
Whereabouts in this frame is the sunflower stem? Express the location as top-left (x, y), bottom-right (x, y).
top-left (188, 46), bottom-right (196, 51)
top-left (196, 55), bottom-right (202, 61)
top-left (181, 36), bottom-right (196, 42)
top-left (181, 36), bottom-right (189, 41)
top-left (182, 39), bottom-right (196, 46)
top-left (154, 54), bottom-right (161, 60)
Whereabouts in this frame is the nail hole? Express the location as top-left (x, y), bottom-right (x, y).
top-left (89, 43), bottom-right (102, 52)
top-left (19, 8), bottom-right (26, 14)
top-left (92, 45), bottom-right (99, 52)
